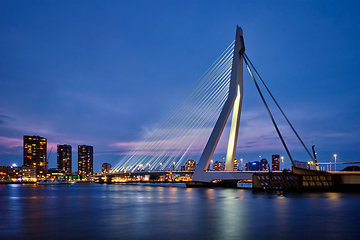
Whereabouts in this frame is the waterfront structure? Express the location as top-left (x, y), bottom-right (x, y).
top-left (78, 145), bottom-right (93, 177)
top-left (0, 166), bottom-right (8, 181)
top-left (0, 166), bottom-right (10, 175)
top-left (8, 165), bottom-right (22, 180)
top-left (102, 163), bottom-right (112, 174)
top-left (1, 165), bottom-right (36, 181)
top-left (272, 155), bottom-right (280, 171)
top-left (22, 166), bottom-right (37, 181)
top-left (260, 158), bottom-right (268, 171)
top-left (185, 160), bottom-right (196, 171)
top-left (57, 144), bottom-right (72, 174)
top-left (48, 168), bottom-right (66, 179)
top-left (23, 135), bottom-right (47, 177)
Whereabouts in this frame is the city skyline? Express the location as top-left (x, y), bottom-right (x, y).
top-left (1, 1), bottom-right (359, 171)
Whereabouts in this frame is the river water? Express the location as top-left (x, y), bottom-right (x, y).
top-left (1, 183), bottom-right (359, 240)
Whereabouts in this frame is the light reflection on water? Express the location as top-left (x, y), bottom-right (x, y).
top-left (0, 184), bottom-right (359, 240)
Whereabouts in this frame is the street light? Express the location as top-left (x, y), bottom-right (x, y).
top-left (281, 156), bottom-right (284, 170)
top-left (334, 154), bottom-right (337, 172)
top-left (240, 158), bottom-right (243, 171)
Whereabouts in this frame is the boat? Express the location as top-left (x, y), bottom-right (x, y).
top-left (237, 180), bottom-right (252, 189)
top-left (74, 179), bottom-right (94, 184)
top-left (37, 179), bottom-right (69, 185)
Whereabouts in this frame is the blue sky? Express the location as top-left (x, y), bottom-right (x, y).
top-left (1, 0), bottom-right (359, 172)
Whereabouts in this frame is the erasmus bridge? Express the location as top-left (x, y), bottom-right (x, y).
top-left (108, 26), bottom-right (319, 184)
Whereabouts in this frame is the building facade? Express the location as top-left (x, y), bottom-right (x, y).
top-left (8, 165), bottom-right (22, 180)
top-left (245, 161), bottom-right (259, 171)
top-left (48, 168), bottom-right (66, 179)
top-left (57, 144), bottom-right (72, 174)
top-left (185, 159), bottom-right (196, 171)
top-left (213, 161), bottom-right (225, 171)
top-left (272, 155), bottom-right (280, 171)
top-left (233, 159), bottom-right (238, 171)
top-left (260, 158), bottom-right (268, 171)
top-left (22, 166), bottom-right (37, 181)
top-left (23, 135), bottom-right (47, 177)
top-left (78, 145), bottom-right (93, 177)
top-left (102, 163), bottom-right (112, 174)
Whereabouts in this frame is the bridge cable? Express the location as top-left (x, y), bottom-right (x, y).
top-left (243, 56), bottom-right (296, 167)
top-left (243, 53), bottom-right (315, 163)
top-left (142, 59), bottom-right (231, 170)
top-left (112, 42), bottom-right (234, 172)
top-left (121, 47), bottom-right (231, 171)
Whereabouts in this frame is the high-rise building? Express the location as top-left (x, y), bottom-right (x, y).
top-left (245, 162), bottom-right (250, 171)
top-left (57, 144), bottom-right (72, 174)
top-left (23, 135), bottom-right (47, 177)
top-left (213, 161), bottom-right (225, 171)
top-left (185, 159), bottom-right (196, 171)
top-left (272, 155), bottom-right (280, 171)
top-left (233, 159), bottom-right (238, 171)
top-left (260, 158), bottom-right (268, 171)
top-left (245, 161), bottom-right (260, 171)
top-left (78, 145), bottom-right (93, 177)
top-left (102, 163), bottom-right (112, 174)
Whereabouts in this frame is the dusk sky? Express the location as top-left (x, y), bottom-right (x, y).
top-left (1, 0), bottom-right (359, 172)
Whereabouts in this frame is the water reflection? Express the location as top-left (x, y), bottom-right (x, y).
top-left (1, 184), bottom-right (359, 240)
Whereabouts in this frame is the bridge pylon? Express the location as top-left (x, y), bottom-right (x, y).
top-left (192, 26), bottom-right (245, 182)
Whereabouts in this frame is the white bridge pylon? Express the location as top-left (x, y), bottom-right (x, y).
top-left (192, 26), bottom-right (246, 182)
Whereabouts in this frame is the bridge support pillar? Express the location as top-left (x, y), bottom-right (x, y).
top-left (192, 26), bottom-right (245, 182)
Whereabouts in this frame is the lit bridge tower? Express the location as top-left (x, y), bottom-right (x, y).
top-left (191, 26), bottom-right (253, 183)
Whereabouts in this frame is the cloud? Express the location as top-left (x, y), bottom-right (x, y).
top-left (0, 136), bottom-right (22, 149)
top-left (111, 141), bottom-right (139, 150)
top-left (110, 132), bottom-right (208, 157)
top-left (0, 114), bottom-right (14, 125)
top-left (0, 136), bottom-right (23, 155)
top-left (110, 113), bottom-right (288, 161)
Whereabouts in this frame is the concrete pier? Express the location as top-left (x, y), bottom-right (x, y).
top-left (252, 167), bottom-right (360, 192)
